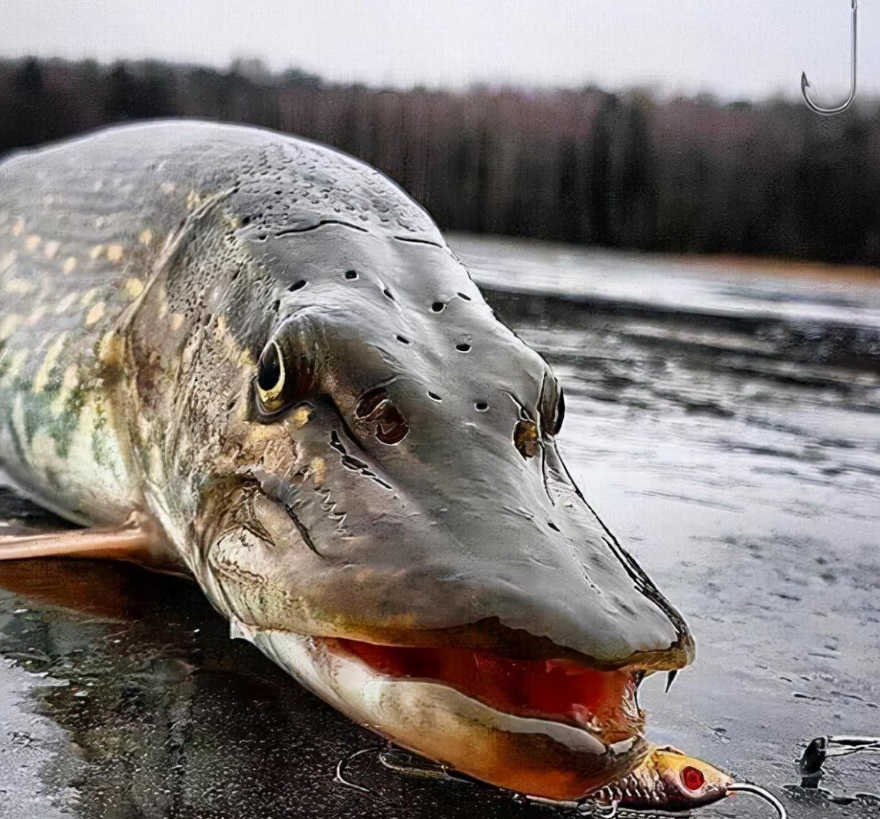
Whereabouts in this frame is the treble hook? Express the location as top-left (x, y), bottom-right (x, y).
top-left (801, 0), bottom-right (858, 116)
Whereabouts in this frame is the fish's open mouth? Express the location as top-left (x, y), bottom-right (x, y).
top-left (331, 638), bottom-right (645, 743)
top-left (248, 627), bottom-right (651, 799)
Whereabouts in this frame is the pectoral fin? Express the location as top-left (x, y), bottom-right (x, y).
top-left (0, 514), bottom-right (184, 574)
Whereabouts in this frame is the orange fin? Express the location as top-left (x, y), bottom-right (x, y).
top-left (0, 515), bottom-right (184, 573)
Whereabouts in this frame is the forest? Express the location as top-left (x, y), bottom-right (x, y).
top-left (2, 56), bottom-right (879, 265)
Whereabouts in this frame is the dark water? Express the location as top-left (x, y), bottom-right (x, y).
top-left (1, 235), bottom-right (879, 818)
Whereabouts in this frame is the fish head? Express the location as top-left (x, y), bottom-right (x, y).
top-left (131, 158), bottom-right (694, 800)
top-left (179, 222), bottom-right (695, 800)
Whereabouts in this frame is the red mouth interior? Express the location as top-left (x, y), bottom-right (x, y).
top-left (337, 639), bottom-right (642, 739)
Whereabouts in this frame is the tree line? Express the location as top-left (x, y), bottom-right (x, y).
top-left (2, 56), bottom-right (879, 265)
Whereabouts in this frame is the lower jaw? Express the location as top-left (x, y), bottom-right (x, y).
top-left (249, 629), bottom-right (648, 800)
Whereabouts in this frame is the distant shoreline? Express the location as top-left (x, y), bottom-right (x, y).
top-left (677, 253), bottom-right (880, 285)
top-left (450, 232), bottom-right (880, 287)
top-left (4, 56), bottom-right (880, 269)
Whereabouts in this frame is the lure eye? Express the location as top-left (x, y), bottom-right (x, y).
top-left (681, 766), bottom-right (706, 792)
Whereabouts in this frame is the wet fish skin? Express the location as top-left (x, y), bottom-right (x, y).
top-left (0, 122), bottom-right (444, 569)
top-left (0, 121), bottom-right (694, 800)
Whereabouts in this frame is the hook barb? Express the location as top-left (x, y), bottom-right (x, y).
top-left (801, 0), bottom-right (858, 116)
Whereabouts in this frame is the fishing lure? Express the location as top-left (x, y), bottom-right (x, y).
top-left (569, 745), bottom-right (787, 817)
top-left (336, 743), bottom-right (788, 817)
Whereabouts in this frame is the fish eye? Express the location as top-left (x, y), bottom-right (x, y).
top-left (255, 342), bottom-right (287, 416)
top-left (355, 387), bottom-right (410, 445)
top-left (551, 387), bottom-right (565, 435)
top-left (681, 766), bottom-right (706, 792)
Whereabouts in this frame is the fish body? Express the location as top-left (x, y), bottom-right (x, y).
top-left (0, 122), bottom-right (693, 800)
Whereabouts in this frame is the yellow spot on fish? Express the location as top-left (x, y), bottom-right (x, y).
top-left (160, 182), bottom-right (176, 195)
top-left (26, 305), bottom-right (47, 326)
top-left (62, 364), bottom-right (79, 390)
top-left (292, 406), bottom-right (313, 428)
top-left (44, 240), bottom-right (60, 260)
top-left (170, 313), bottom-right (185, 331)
top-left (213, 314), bottom-right (232, 346)
top-left (33, 333), bottom-right (67, 394)
top-left (55, 292), bottom-right (78, 314)
top-left (6, 349), bottom-right (28, 380)
top-left (0, 315), bottom-right (21, 341)
top-left (90, 245), bottom-right (106, 260)
top-left (85, 302), bottom-right (106, 326)
top-left (97, 331), bottom-right (125, 367)
top-left (158, 301), bottom-right (169, 319)
top-left (5, 278), bottom-right (33, 294)
top-left (125, 278), bottom-right (144, 298)
top-left (50, 385), bottom-right (71, 418)
top-left (310, 457), bottom-right (327, 487)
top-left (107, 244), bottom-right (124, 263)
top-left (12, 393), bottom-right (27, 447)
top-left (186, 190), bottom-right (203, 210)
top-left (80, 288), bottom-right (98, 306)
top-left (12, 218), bottom-right (24, 237)
top-left (24, 235), bottom-right (41, 252)
top-left (139, 228), bottom-right (154, 245)
top-left (148, 445), bottom-right (163, 480)
top-left (63, 256), bottom-right (77, 274)
top-left (0, 250), bottom-right (16, 273)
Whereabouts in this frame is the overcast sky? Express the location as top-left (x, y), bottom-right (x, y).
top-left (2, 1), bottom-right (877, 101)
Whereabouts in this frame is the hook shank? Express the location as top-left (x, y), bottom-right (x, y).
top-left (802, 0), bottom-right (858, 116)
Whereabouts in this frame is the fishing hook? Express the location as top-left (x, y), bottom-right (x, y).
top-left (377, 749), bottom-right (473, 784)
top-left (528, 794), bottom-right (690, 819)
top-left (334, 745), bottom-right (384, 796)
top-left (798, 734), bottom-right (880, 787)
top-left (372, 749), bottom-right (692, 817)
top-left (801, 0), bottom-right (858, 116)
top-left (344, 745), bottom-right (788, 818)
top-left (728, 783), bottom-right (788, 818)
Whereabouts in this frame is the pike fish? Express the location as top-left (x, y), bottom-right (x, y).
top-left (0, 121), bottom-right (694, 801)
